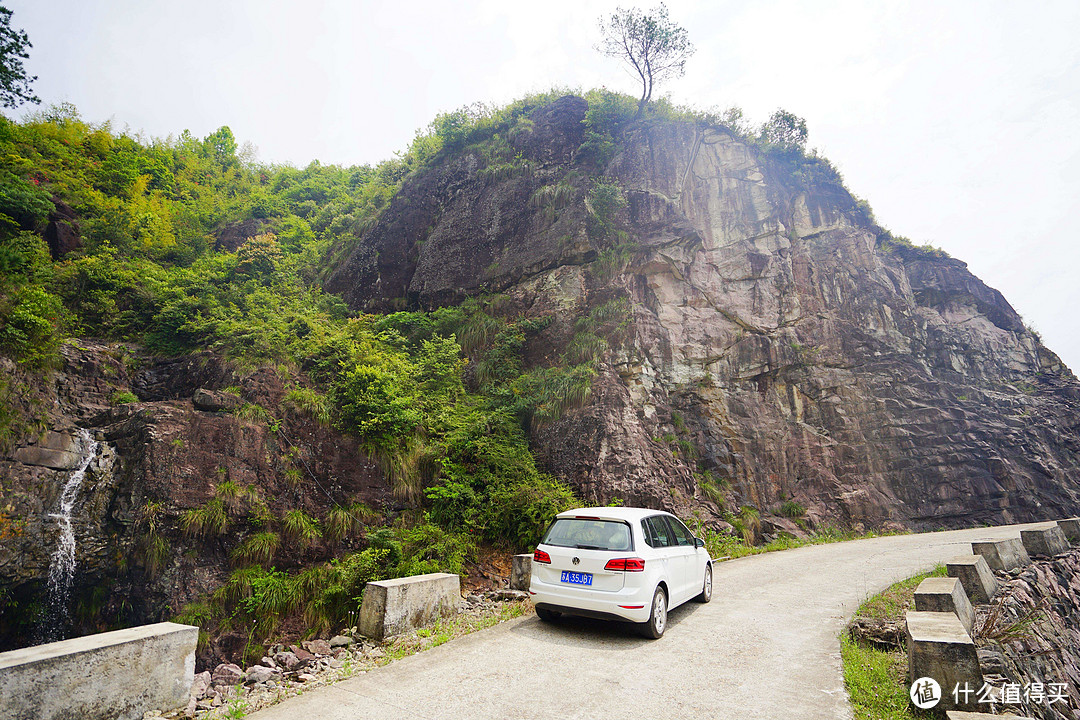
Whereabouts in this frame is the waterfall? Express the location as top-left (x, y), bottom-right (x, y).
top-left (36, 427), bottom-right (98, 644)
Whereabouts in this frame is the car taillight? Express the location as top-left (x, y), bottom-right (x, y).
top-left (604, 557), bottom-right (645, 572)
top-left (533, 549), bottom-right (551, 564)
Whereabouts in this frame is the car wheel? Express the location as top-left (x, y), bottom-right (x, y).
top-left (640, 586), bottom-right (667, 639)
top-left (694, 563), bottom-right (713, 603)
top-left (536, 607), bottom-right (561, 623)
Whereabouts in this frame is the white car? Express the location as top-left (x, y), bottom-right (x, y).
top-left (529, 506), bottom-right (713, 638)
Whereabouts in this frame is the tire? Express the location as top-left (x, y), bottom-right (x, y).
top-left (536, 607), bottom-right (561, 623)
top-left (640, 586), bottom-right (668, 639)
top-left (694, 563), bottom-right (713, 603)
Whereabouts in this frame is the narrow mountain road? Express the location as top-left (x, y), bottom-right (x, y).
top-left (248, 522), bottom-right (1048, 720)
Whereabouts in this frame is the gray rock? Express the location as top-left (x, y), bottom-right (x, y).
top-left (297, 673), bottom-right (317, 683)
top-left (510, 554), bottom-right (532, 591)
top-left (192, 388), bottom-right (241, 412)
top-left (329, 635), bottom-right (353, 648)
top-left (12, 430), bottom-right (86, 470)
top-left (244, 665), bottom-right (276, 684)
top-left (190, 670), bottom-right (212, 699)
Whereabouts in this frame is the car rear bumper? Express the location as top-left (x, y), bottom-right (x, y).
top-left (529, 577), bottom-right (654, 624)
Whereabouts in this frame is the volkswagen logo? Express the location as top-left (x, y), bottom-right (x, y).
top-left (572, 557), bottom-right (580, 565)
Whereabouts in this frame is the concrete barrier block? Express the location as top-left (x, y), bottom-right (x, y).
top-left (0, 622), bottom-right (197, 720)
top-left (510, 554), bottom-right (532, 591)
top-left (946, 556), bottom-right (998, 604)
top-left (1020, 526), bottom-right (1070, 557)
top-left (914, 577), bottom-right (975, 634)
top-left (906, 611), bottom-right (982, 712)
top-left (1058, 518), bottom-right (1080, 544)
top-left (946, 713), bottom-right (1034, 720)
top-left (359, 572), bottom-right (460, 641)
top-left (971, 537), bottom-right (1031, 572)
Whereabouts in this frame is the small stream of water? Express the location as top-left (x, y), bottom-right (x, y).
top-left (36, 427), bottom-right (98, 644)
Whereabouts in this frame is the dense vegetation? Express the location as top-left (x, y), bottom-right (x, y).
top-left (1, 88), bottom-right (930, 654)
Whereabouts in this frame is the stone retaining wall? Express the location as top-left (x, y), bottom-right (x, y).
top-left (0, 622), bottom-right (197, 720)
top-left (358, 572), bottom-right (460, 641)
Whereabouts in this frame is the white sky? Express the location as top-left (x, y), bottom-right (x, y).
top-left (10, 0), bottom-right (1080, 371)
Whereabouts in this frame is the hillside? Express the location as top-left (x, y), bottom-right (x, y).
top-left (1, 92), bottom-right (1078, 663)
top-left (328, 93), bottom-right (1080, 529)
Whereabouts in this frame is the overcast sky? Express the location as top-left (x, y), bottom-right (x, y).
top-left (9, 1), bottom-right (1080, 371)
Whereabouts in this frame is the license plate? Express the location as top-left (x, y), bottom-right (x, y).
top-left (561, 571), bottom-right (592, 586)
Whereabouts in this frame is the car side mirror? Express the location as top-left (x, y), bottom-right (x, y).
top-left (695, 537), bottom-right (705, 549)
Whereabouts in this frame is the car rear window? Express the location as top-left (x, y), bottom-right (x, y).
top-left (541, 518), bottom-right (633, 551)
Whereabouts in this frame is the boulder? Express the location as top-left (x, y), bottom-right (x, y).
top-left (244, 665), bottom-right (276, 684)
top-left (211, 662), bottom-right (243, 686)
top-left (12, 430), bottom-right (86, 470)
top-left (304, 639), bottom-right (332, 656)
top-left (190, 671), bottom-right (211, 698)
top-left (488, 588), bottom-right (528, 601)
top-left (329, 635), bottom-right (353, 648)
top-left (272, 651), bottom-right (300, 671)
top-left (848, 616), bottom-right (904, 650)
top-left (290, 644), bottom-right (315, 662)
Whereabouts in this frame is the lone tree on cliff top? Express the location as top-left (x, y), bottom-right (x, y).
top-left (598, 3), bottom-right (695, 118)
top-left (0, 5), bottom-right (39, 109)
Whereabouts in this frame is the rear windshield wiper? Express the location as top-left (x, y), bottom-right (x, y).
top-left (574, 544), bottom-right (607, 550)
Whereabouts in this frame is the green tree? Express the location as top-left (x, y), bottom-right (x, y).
top-left (597, 4), bottom-right (695, 118)
top-left (0, 6), bottom-right (38, 108)
top-left (758, 109), bottom-right (808, 154)
top-left (204, 126), bottom-right (238, 167)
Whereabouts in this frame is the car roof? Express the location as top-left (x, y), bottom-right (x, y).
top-left (554, 506), bottom-right (673, 522)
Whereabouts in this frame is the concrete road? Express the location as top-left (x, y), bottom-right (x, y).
top-left (248, 522), bottom-right (1048, 720)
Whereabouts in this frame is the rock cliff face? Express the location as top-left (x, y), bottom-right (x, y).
top-left (978, 549), bottom-right (1080, 719)
top-left (326, 96), bottom-right (1080, 529)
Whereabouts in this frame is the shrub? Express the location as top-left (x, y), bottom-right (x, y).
top-left (0, 284), bottom-right (64, 367)
top-left (780, 499), bottom-right (806, 518)
top-left (334, 364), bottom-right (421, 445)
top-left (111, 389), bottom-right (139, 405)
